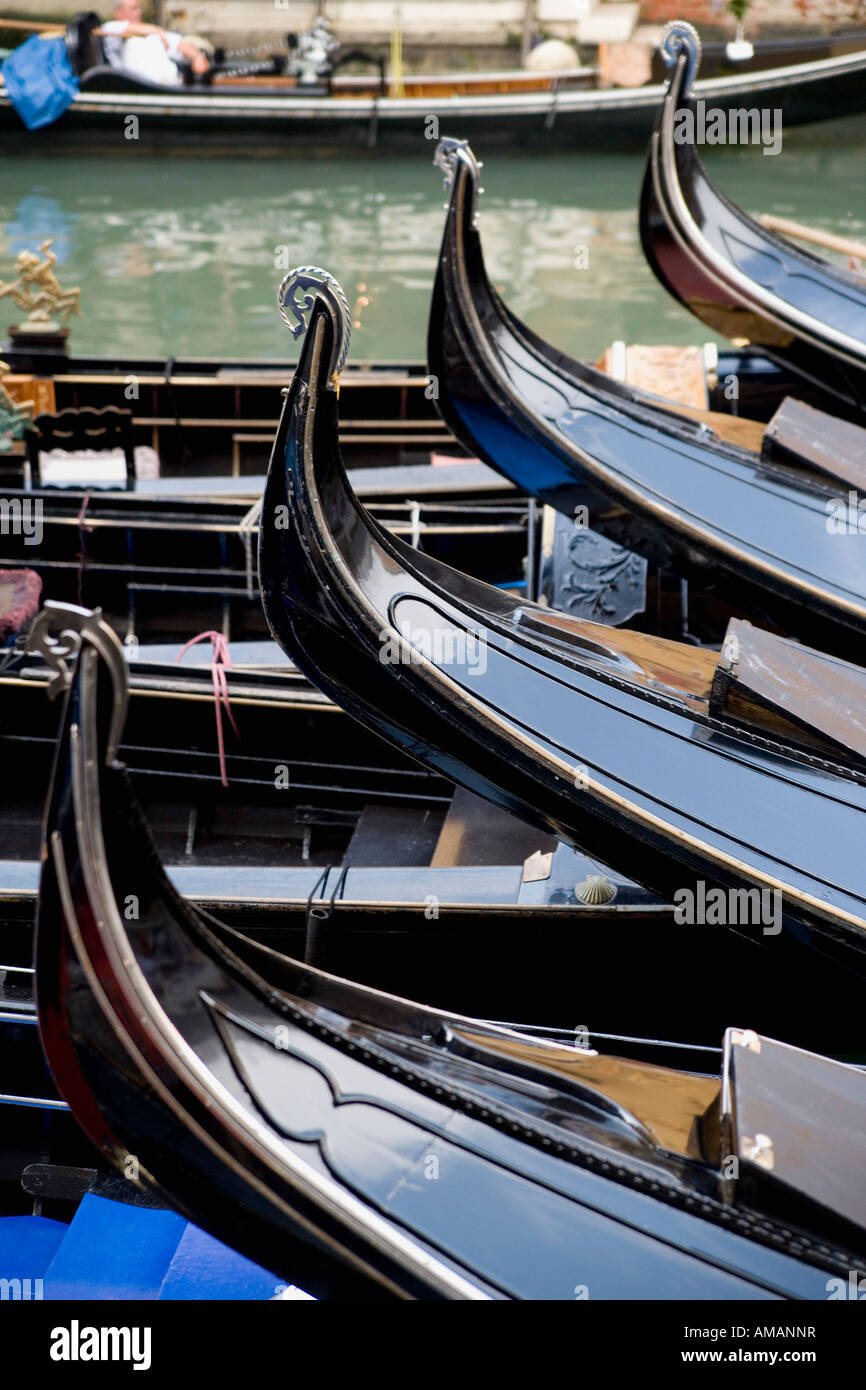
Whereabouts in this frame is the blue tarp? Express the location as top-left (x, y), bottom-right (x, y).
top-left (2, 35), bottom-right (79, 131)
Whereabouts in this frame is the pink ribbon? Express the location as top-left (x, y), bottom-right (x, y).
top-left (176, 630), bottom-right (240, 788)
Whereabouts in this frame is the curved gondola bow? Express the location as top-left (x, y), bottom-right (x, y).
top-left (261, 268), bottom-right (866, 973)
top-left (33, 600), bottom-right (866, 1296)
top-left (640, 21), bottom-right (866, 418)
top-left (427, 134), bottom-right (866, 661)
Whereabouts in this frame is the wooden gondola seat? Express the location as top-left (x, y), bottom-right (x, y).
top-left (710, 617), bottom-right (866, 766)
top-left (65, 11), bottom-right (106, 78)
top-left (69, 9), bottom-right (196, 90)
top-left (719, 1029), bottom-right (866, 1237)
top-left (762, 397), bottom-right (866, 492)
top-left (27, 406), bottom-right (136, 490)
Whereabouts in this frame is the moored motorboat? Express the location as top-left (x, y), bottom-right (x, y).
top-left (427, 136), bottom-right (866, 660)
top-left (5, 18), bottom-right (866, 154)
top-left (33, 602), bottom-right (866, 1296)
top-left (262, 268), bottom-right (866, 973)
top-left (640, 22), bottom-right (866, 419)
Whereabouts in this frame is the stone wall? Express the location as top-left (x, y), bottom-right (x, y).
top-left (636, 0), bottom-right (862, 32)
top-left (637, 0), bottom-right (730, 27)
top-left (0, 1), bottom-right (589, 44)
top-left (1, 0), bottom-right (858, 46)
top-left (167, 1), bottom-right (593, 46)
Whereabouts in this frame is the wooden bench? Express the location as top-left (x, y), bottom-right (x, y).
top-left (230, 425), bottom-right (452, 475)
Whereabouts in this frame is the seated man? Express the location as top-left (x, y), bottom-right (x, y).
top-left (99, 0), bottom-right (210, 86)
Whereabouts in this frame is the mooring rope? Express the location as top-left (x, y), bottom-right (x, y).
top-left (237, 496), bottom-right (263, 599)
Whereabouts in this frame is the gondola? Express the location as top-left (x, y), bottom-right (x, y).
top-left (0, 481), bottom-right (609, 856)
top-left (640, 23), bottom-right (866, 420)
top-left (0, 339), bottom-right (802, 488)
top-left (32, 602), bottom-right (866, 1296)
top-left (0, 478), bottom-right (540, 844)
top-left (427, 136), bottom-right (866, 661)
top-left (0, 347), bottom-right (458, 486)
top-left (5, 20), bottom-right (866, 155)
top-left (5, 613), bottom-right (866, 1059)
top-left (0, 488), bottom-right (531, 643)
top-left (1, 635), bottom-right (454, 857)
top-left (262, 268), bottom-right (866, 976)
top-left (0, 563), bottom-right (456, 864)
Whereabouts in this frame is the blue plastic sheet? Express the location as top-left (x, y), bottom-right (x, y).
top-left (2, 35), bottom-right (79, 131)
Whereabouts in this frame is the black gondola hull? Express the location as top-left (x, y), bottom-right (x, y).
top-left (34, 611), bottom-right (866, 1296)
top-left (262, 298), bottom-right (866, 973)
top-left (427, 141), bottom-right (866, 659)
top-left (639, 25), bottom-right (866, 418)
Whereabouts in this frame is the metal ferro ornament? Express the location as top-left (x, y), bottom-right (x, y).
top-left (277, 266), bottom-right (351, 383)
top-left (29, 602), bottom-right (129, 764)
top-left (660, 20), bottom-right (702, 91)
top-left (433, 137), bottom-right (484, 224)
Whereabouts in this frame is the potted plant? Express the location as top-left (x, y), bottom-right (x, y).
top-left (726, 0), bottom-right (755, 60)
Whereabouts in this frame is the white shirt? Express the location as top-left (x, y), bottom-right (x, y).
top-left (101, 21), bottom-right (184, 87)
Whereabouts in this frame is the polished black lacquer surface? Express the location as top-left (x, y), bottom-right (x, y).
top-left (427, 136), bottom-right (866, 659)
top-left (34, 604), bottom-right (866, 1297)
top-left (640, 23), bottom-right (866, 418)
top-left (262, 291), bottom-right (866, 971)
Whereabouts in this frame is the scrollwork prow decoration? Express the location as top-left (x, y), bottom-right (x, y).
top-left (277, 266), bottom-right (351, 387)
top-left (29, 602), bottom-right (129, 764)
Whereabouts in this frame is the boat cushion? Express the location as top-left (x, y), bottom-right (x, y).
top-left (710, 617), bottom-right (866, 766)
top-left (0, 568), bottom-right (42, 641)
top-left (37, 444), bottom-right (159, 488)
top-left (762, 396), bottom-right (866, 492)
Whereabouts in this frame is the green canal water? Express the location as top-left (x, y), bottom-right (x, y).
top-left (1, 120), bottom-right (864, 363)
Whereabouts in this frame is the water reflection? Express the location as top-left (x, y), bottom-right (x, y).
top-left (2, 193), bottom-right (76, 264)
top-left (0, 133), bottom-right (863, 361)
